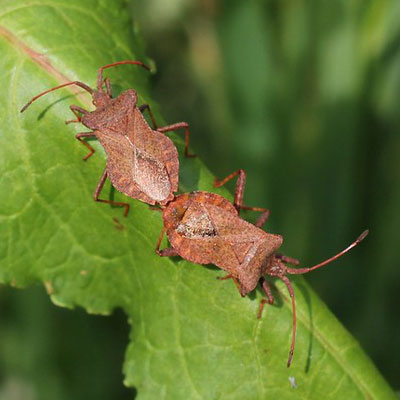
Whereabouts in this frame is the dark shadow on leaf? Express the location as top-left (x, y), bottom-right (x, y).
top-left (36, 93), bottom-right (89, 120)
top-left (178, 154), bottom-right (202, 193)
top-left (247, 290), bottom-right (257, 301)
top-left (37, 95), bottom-right (72, 120)
top-left (109, 185), bottom-right (116, 202)
top-left (166, 255), bottom-right (182, 263)
top-left (202, 264), bottom-right (221, 272)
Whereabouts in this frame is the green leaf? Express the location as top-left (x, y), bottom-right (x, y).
top-left (0, 1), bottom-right (396, 399)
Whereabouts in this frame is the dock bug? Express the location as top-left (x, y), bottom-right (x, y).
top-left (155, 169), bottom-right (368, 367)
top-left (21, 61), bottom-right (195, 216)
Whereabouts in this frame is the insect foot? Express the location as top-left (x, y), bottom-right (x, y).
top-left (214, 168), bottom-right (270, 224)
top-left (155, 189), bottom-right (369, 367)
top-left (21, 61), bottom-right (196, 217)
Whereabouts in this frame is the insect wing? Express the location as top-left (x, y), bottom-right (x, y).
top-left (128, 109), bottom-right (179, 203)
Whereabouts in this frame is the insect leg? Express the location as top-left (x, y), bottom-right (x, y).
top-left (217, 273), bottom-right (234, 280)
top-left (257, 278), bottom-right (275, 319)
top-left (155, 227), bottom-right (179, 257)
top-left (148, 205), bottom-right (163, 212)
top-left (275, 254), bottom-right (300, 266)
top-left (261, 278), bottom-right (275, 304)
top-left (93, 168), bottom-right (130, 217)
top-left (253, 211), bottom-right (270, 228)
top-left (104, 78), bottom-right (112, 97)
top-left (75, 132), bottom-right (97, 161)
top-left (66, 105), bottom-right (88, 125)
top-left (157, 122), bottom-right (196, 158)
top-left (214, 169), bottom-right (245, 213)
top-left (216, 274), bottom-right (241, 292)
top-left (139, 104), bottom-right (158, 129)
top-left (156, 248), bottom-right (179, 257)
top-left (214, 169), bottom-right (270, 226)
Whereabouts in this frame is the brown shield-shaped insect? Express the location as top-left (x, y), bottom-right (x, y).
top-left (155, 169), bottom-right (368, 366)
top-left (21, 61), bottom-right (195, 216)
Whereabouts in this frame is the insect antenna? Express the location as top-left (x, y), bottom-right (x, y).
top-left (278, 229), bottom-right (368, 367)
top-left (278, 276), bottom-right (297, 367)
top-left (20, 81), bottom-right (93, 113)
top-left (285, 229), bottom-right (369, 275)
top-left (96, 61), bottom-right (150, 90)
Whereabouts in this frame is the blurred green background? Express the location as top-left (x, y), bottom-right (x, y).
top-left (130, 0), bottom-right (400, 390)
top-left (1, 0), bottom-right (399, 398)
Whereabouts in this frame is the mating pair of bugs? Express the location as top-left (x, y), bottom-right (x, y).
top-left (21, 61), bottom-right (368, 367)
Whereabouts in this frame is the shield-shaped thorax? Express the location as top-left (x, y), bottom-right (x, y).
top-left (82, 89), bottom-right (138, 132)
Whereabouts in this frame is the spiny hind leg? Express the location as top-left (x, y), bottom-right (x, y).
top-left (139, 104), bottom-right (158, 130)
top-left (214, 169), bottom-right (270, 227)
top-left (75, 132), bottom-right (96, 161)
top-left (157, 122), bottom-right (196, 158)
